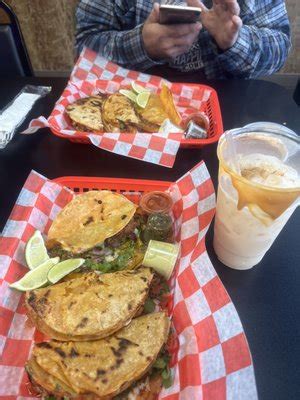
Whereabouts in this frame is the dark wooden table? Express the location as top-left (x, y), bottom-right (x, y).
top-left (0, 75), bottom-right (299, 400)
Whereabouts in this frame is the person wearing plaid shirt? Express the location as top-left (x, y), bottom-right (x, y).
top-left (76, 0), bottom-right (291, 79)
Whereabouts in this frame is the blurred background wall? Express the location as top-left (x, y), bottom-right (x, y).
top-left (2, 0), bottom-right (78, 74)
top-left (1, 0), bottom-right (299, 75)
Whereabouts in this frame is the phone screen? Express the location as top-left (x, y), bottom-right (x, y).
top-left (159, 5), bottom-right (201, 24)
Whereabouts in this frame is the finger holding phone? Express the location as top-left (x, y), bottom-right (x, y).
top-left (187, 0), bottom-right (243, 50)
top-left (142, 3), bottom-right (202, 61)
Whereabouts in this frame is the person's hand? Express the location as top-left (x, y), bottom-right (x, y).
top-left (187, 0), bottom-right (243, 51)
top-left (142, 3), bottom-right (202, 60)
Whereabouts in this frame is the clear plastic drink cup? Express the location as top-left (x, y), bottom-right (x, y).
top-left (213, 122), bottom-right (300, 270)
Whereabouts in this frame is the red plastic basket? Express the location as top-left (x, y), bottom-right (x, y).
top-left (52, 176), bottom-right (172, 203)
top-left (50, 83), bottom-right (223, 149)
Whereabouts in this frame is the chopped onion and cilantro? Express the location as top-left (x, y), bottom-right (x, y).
top-left (151, 350), bottom-right (173, 389)
top-left (84, 239), bottom-right (139, 273)
top-left (48, 214), bottom-right (147, 274)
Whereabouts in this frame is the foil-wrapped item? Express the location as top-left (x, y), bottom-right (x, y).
top-left (0, 85), bottom-right (51, 149)
top-left (184, 120), bottom-right (208, 139)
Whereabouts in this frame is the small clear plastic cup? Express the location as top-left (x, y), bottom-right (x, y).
top-left (142, 240), bottom-right (179, 280)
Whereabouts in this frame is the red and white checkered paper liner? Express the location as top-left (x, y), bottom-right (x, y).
top-left (0, 162), bottom-right (257, 400)
top-left (24, 47), bottom-right (213, 168)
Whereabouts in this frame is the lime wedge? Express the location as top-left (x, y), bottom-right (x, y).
top-left (136, 92), bottom-right (150, 109)
top-left (119, 89), bottom-right (137, 103)
top-left (48, 258), bottom-right (85, 284)
top-left (131, 82), bottom-right (150, 94)
top-left (10, 257), bottom-right (60, 291)
top-left (25, 230), bottom-right (49, 270)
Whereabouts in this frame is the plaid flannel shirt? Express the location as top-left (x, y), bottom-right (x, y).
top-left (76, 0), bottom-right (291, 79)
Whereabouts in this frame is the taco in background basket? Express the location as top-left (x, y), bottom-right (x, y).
top-left (66, 94), bottom-right (106, 132)
top-left (25, 268), bottom-right (153, 341)
top-left (135, 93), bottom-right (169, 133)
top-left (134, 85), bottom-right (181, 133)
top-left (26, 312), bottom-right (170, 399)
top-left (65, 84), bottom-right (182, 134)
top-left (47, 190), bottom-right (146, 273)
top-left (102, 93), bottom-right (140, 133)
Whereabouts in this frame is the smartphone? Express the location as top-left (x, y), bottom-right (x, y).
top-left (159, 5), bottom-right (202, 24)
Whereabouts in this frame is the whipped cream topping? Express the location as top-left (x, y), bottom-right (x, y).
top-left (239, 154), bottom-right (300, 189)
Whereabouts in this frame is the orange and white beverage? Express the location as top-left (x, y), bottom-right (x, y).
top-left (213, 123), bottom-right (300, 270)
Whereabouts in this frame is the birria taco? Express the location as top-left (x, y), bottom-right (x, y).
top-left (47, 190), bottom-right (147, 273)
top-left (25, 268), bottom-right (153, 341)
top-left (26, 312), bottom-right (170, 399)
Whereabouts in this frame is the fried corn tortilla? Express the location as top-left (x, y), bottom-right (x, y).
top-left (47, 190), bottom-right (136, 254)
top-left (159, 84), bottom-right (182, 127)
top-left (25, 268), bottom-right (154, 341)
top-left (27, 359), bottom-right (162, 399)
top-left (66, 95), bottom-right (106, 132)
top-left (102, 93), bottom-right (139, 133)
top-left (26, 358), bottom-right (76, 397)
top-left (26, 313), bottom-right (170, 398)
top-left (135, 94), bottom-right (169, 133)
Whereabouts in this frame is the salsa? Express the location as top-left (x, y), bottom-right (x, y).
top-left (143, 213), bottom-right (173, 244)
top-left (139, 191), bottom-right (173, 215)
top-left (181, 111), bottom-right (209, 132)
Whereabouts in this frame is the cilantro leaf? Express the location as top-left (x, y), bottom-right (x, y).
top-left (143, 298), bottom-right (156, 314)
